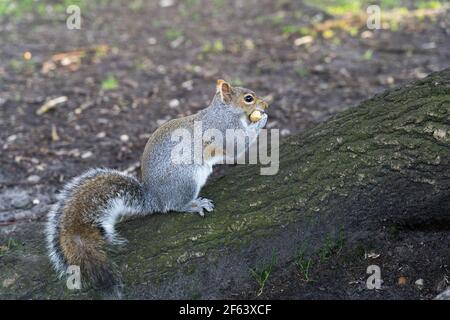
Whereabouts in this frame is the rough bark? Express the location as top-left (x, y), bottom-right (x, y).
top-left (1, 69), bottom-right (450, 299)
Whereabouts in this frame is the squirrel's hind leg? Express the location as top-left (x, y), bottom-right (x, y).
top-left (182, 197), bottom-right (214, 217)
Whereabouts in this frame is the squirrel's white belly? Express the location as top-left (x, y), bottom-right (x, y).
top-left (195, 165), bottom-right (212, 191)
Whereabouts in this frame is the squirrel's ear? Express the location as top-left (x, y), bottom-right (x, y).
top-left (216, 79), bottom-right (233, 103)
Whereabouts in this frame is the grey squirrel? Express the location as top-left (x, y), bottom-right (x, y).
top-left (46, 79), bottom-right (268, 294)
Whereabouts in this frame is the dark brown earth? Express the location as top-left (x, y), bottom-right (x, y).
top-left (0, 0), bottom-right (449, 299)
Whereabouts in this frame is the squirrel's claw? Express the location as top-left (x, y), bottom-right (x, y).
top-left (199, 197), bottom-right (214, 212)
top-left (184, 197), bottom-right (214, 217)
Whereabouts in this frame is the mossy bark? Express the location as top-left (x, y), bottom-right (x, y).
top-left (1, 69), bottom-right (450, 299)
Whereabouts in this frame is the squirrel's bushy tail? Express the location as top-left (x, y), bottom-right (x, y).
top-left (46, 168), bottom-right (145, 296)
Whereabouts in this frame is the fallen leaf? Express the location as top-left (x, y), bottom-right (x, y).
top-left (23, 51), bottom-right (32, 60)
top-left (294, 36), bottom-right (314, 46)
top-left (51, 124), bottom-right (60, 141)
top-left (366, 252), bottom-right (381, 259)
top-left (36, 96), bottom-right (68, 115)
top-left (398, 276), bottom-right (408, 285)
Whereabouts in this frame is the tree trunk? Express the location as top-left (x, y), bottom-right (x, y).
top-left (1, 69), bottom-right (450, 299)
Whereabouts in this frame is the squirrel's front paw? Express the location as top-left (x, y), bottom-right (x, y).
top-left (250, 113), bottom-right (268, 130)
top-left (184, 197), bottom-right (214, 217)
top-left (259, 113), bottom-right (268, 128)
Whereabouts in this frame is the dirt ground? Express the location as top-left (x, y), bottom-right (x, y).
top-left (0, 0), bottom-right (449, 299)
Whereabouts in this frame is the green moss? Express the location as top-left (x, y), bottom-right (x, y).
top-left (0, 0), bottom-right (87, 18)
top-left (303, 0), bottom-right (446, 16)
top-left (164, 28), bottom-right (183, 41)
top-left (0, 238), bottom-right (19, 257)
top-left (101, 75), bottom-right (119, 90)
top-left (189, 288), bottom-right (202, 300)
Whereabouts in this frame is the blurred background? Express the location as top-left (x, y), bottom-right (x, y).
top-left (0, 0), bottom-right (449, 223)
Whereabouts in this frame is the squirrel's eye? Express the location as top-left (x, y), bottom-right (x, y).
top-left (244, 95), bottom-right (254, 104)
